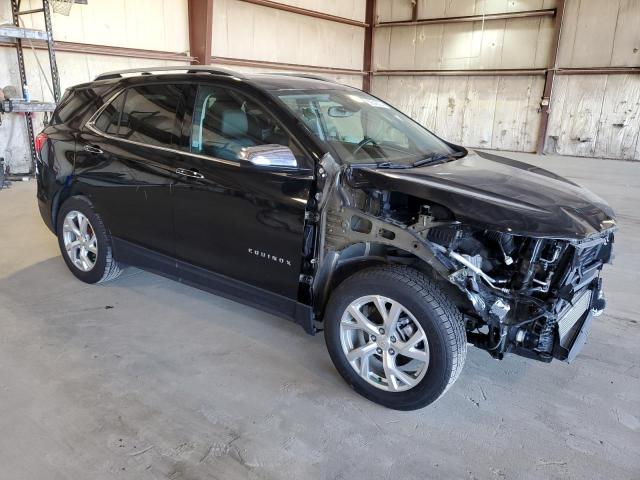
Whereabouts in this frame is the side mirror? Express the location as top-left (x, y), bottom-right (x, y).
top-left (238, 144), bottom-right (297, 168)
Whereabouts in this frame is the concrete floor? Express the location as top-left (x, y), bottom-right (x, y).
top-left (0, 153), bottom-right (638, 480)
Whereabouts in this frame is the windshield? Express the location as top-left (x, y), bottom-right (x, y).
top-left (275, 89), bottom-right (457, 165)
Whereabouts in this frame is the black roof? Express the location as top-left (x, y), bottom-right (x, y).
top-left (89, 66), bottom-right (355, 92)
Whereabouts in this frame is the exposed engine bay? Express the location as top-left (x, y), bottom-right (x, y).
top-left (309, 153), bottom-right (615, 363)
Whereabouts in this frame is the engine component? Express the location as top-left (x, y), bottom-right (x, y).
top-left (489, 299), bottom-right (511, 321)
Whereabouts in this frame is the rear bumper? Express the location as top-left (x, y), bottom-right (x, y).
top-left (37, 197), bottom-right (55, 234)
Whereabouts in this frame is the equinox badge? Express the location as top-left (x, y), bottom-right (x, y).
top-left (248, 248), bottom-right (292, 267)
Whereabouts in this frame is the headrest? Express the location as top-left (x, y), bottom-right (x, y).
top-left (221, 109), bottom-right (248, 138)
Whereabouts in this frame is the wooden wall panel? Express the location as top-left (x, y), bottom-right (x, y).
top-left (417, 0), bottom-right (556, 18)
top-left (558, 0), bottom-right (640, 68)
top-left (594, 75), bottom-right (640, 160)
top-left (433, 77), bottom-right (468, 144)
top-left (611, 0), bottom-right (640, 67)
top-left (492, 75), bottom-right (544, 151)
top-left (212, 0), bottom-right (365, 71)
top-left (268, 0), bottom-right (367, 22)
top-left (371, 74), bottom-right (545, 152)
top-left (547, 74), bottom-right (640, 159)
top-left (461, 76), bottom-right (500, 147)
top-left (375, 17), bottom-right (553, 71)
top-left (376, 0), bottom-right (414, 23)
top-left (14, 0), bottom-right (189, 53)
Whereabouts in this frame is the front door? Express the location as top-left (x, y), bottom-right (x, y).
top-left (172, 83), bottom-right (314, 299)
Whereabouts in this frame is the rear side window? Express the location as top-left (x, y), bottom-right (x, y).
top-left (93, 84), bottom-right (188, 150)
top-left (51, 86), bottom-right (109, 128)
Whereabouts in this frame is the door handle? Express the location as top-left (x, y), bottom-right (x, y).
top-left (176, 167), bottom-right (205, 179)
top-left (84, 144), bottom-right (103, 154)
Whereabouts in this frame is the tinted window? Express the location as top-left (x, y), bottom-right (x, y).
top-left (94, 84), bottom-right (189, 149)
top-left (94, 91), bottom-right (125, 135)
top-left (191, 85), bottom-right (299, 161)
top-left (51, 86), bottom-right (109, 128)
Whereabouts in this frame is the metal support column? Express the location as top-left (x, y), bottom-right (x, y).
top-left (6, 0), bottom-right (62, 174)
top-left (42, 0), bottom-right (62, 102)
top-left (362, 0), bottom-right (375, 93)
top-left (537, 0), bottom-right (565, 154)
top-left (11, 0), bottom-right (38, 173)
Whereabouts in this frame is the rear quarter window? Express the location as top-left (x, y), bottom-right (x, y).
top-left (51, 85), bottom-right (111, 129)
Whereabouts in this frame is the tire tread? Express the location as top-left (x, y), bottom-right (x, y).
top-left (326, 264), bottom-right (467, 408)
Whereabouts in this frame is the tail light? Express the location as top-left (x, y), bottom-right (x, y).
top-left (34, 132), bottom-right (48, 153)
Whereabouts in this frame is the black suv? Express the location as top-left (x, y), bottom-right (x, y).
top-left (36, 66), bottom-right (615, 410)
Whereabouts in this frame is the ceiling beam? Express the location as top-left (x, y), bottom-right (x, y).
top-left (188, 0), bottom-right (214, 65)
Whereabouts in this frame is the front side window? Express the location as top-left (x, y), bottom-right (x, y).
top-left (94, 84), bottom-right (188, 149)
top-left (191, 85), bottom-right (300, 162)
top-left (276, 89), bottom-right (456, 166)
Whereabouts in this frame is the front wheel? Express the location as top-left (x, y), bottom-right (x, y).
top-left (324, 265), bottom-right (466, 410)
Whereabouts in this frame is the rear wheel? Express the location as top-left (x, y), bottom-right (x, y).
top-left (56, 196), bottom-right (122, 284)
top-left (324, 265), bottom-right (466, 410)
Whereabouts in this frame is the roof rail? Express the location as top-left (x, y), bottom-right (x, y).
top-left (265, 72), bottom-right (338, 83)
top-left (94, 65), bottom-right (242, 81)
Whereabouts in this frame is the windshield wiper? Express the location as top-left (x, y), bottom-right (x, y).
top-left (350, 161), bottom-right (412, 169)
top-left (412, 151), bottom-right (465, 167)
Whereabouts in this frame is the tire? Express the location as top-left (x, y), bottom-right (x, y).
top-left (56, 196), bottom-right (122, 284)
top-left (324, 265), bottom-right (466, 410)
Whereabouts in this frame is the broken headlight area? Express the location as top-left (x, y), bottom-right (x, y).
top-left (427, 224), bottom-right (615, 363)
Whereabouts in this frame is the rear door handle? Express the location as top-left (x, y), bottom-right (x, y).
top-left (84, 145), bottom-right (103, 154)
top-left (176, 167), bottom-right (205, 179)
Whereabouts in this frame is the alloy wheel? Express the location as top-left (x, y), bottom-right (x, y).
top-left (62, 210), bottom-right (98, 272)
top-left (339, 295), bottom-right (429, 392)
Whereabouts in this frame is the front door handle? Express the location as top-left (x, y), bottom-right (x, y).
top-left (84, 144), bottom-right (103, 154)
top-left (176, 167), bottom-right (205, 179)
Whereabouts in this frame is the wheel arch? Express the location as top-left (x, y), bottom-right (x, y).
top-left (51, 185), bottom-right (94, 234)
top-left (313, 242), bottom-right (461, 321)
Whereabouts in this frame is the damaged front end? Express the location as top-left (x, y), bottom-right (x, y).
top-left (309, 153), bottom-right (615, 363)
top-left (426, 225), bottom-right (613, 362)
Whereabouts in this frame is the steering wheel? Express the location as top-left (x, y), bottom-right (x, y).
top-left (352, 137), bottom-right (377, 156)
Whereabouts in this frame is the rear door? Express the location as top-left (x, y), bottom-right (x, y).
top-left (172, 82), bottom-right (314, 299)
top-left (76, 82), bottom-right (192, 258)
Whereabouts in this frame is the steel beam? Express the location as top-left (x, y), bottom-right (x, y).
top-left (376, 8), bottom-right (556, 27)
top-left (10, 0), bottom-right (37, 175)
top-left (536, 0), bottom-right (565, 154)
top-left (555, 67), bottom-right (640, 75)
top-left (362, 0), bottom-right (376, 92)
top-left (187, 0), bottom-right (214, 65)
top-left (0, 39), bottom-right (195, 62)
top-left (211, 56), bottom-right (365, 76)
top-left (374, 68), bottom-right (546, 77)
top-left (237, 0), bottom-right (367, 28)
top-left (42, 0), bottom-right (61, 102)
